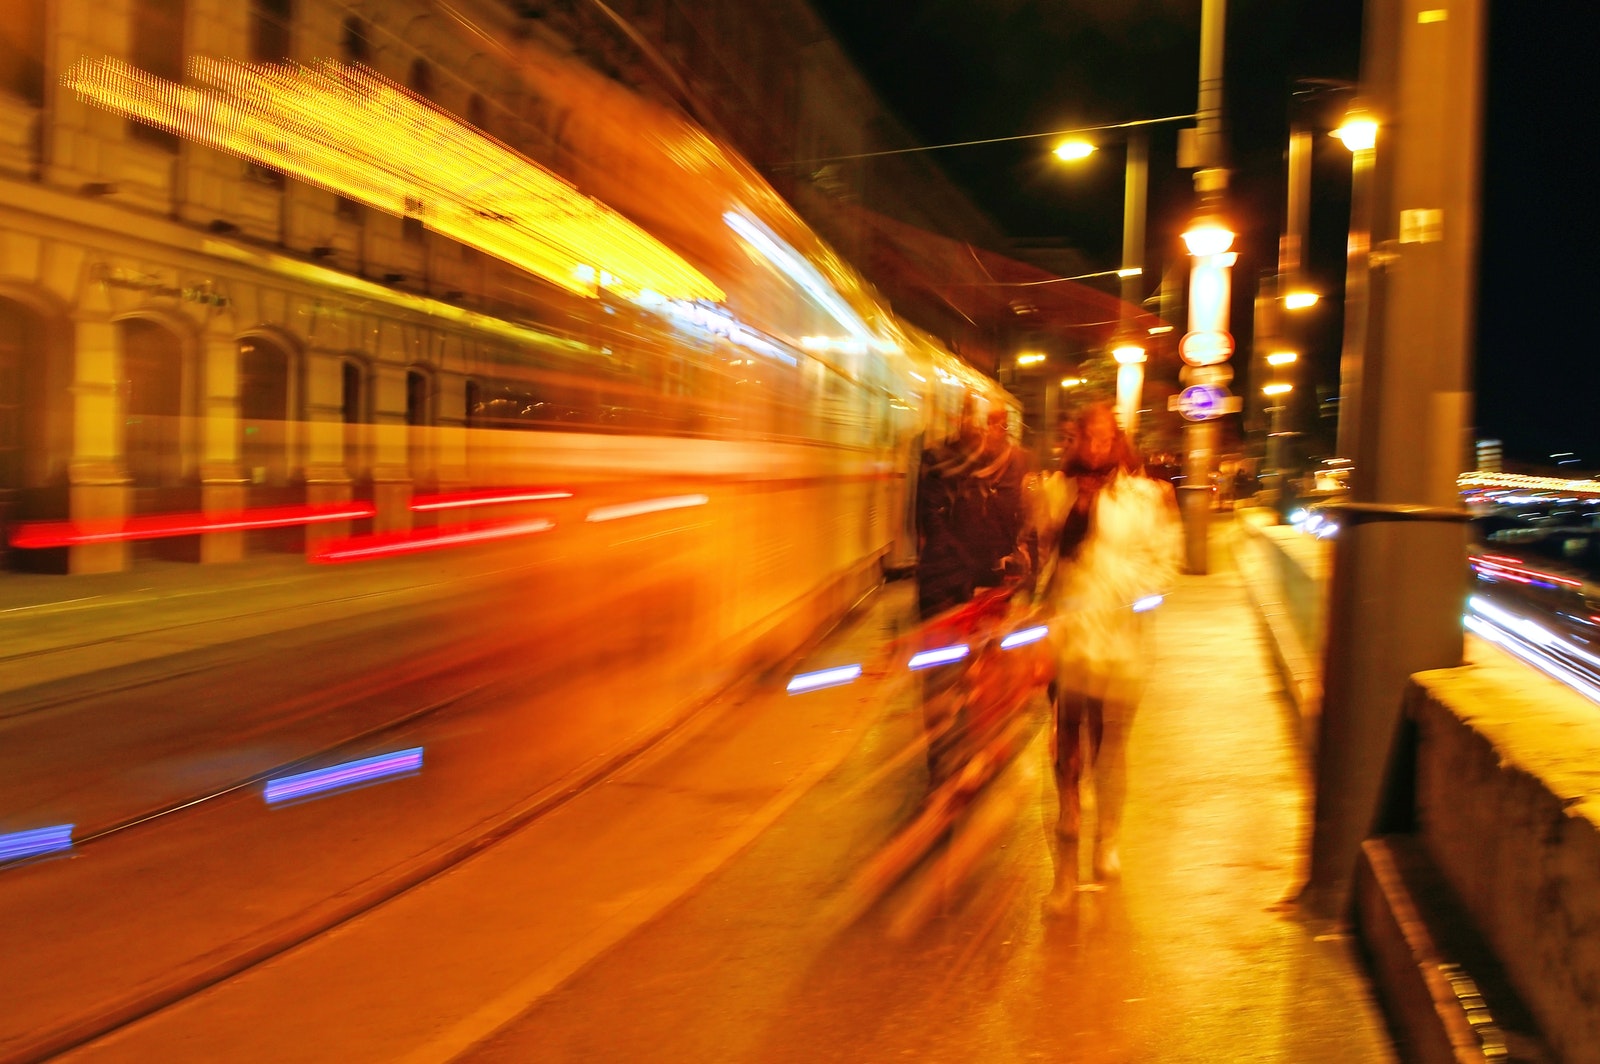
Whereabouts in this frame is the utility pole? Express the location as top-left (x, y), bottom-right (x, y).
top-left (1302, 0), bottom-right (1484, 920)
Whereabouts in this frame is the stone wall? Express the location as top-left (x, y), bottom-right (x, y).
top-left (1409, 651), bottom-right (1600, 1064)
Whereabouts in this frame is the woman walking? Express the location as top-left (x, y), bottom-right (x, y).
top-left (1039, 403), bottom-right (1181, 909)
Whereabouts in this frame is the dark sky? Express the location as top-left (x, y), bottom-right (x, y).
top-left (808, 0), bottom-right (1597, 469)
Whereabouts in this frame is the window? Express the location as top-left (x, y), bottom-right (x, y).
top-left (408, 58), bottom-right (432, 100)
top-left (0, 0), bottom-right (46, 106)
top-left (405, 370), bottom-right (429, 426)
top-left (341, 17), bottom-right (369, 64)
top-left (120, 319), bottom-right (184, 486)
top-left (468, 93), bottom-right (487, 131)
top-left (249, 0), bottom-right (292, 64)
top-left (336, 195), bottom-right (363, 222)
top-left (238, 338), bottom-right (289, 484)
top-left (341, 358), bottom-right (364, 467)
top-left (464, 379), bottom-right (480, 429)
top-left (130, 0), bottom-right (184, 151)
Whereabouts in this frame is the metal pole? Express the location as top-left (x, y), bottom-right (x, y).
top-left (1117, 130), bottom-right (1150, 441)
top-left (1178, 0), bottom-right (1229, 575)
top-left (1303, 0), bottom-right (1483, 920)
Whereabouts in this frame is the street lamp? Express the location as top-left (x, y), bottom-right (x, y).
top-left (1054, 129), bottom-right (1150, 437)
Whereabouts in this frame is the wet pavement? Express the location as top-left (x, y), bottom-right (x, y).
top-left (43, 525), bottom-right (1398, 1062)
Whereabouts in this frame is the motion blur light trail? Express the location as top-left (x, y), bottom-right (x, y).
top-left (908, 644), bottom-right (970, 670)
top-left (0, 825), bottom-right (75, 866)
top-left (998, 625), bottom-right (1049, 649)
top-left (62, 56), bottom-right (723, 304)
top-left (409, 489), bottom-right (574, 512)
top-left (1466, 596), bottom-right (1600, 704)
top-left (584, 495), bottom-right (710, 523)
top-left (311, 517), bottom-right (556, 563)
top-left (786, 665), bottom-right (863, 694)
top-left (8, 502), bottom-right (378, 548)
top-left (264, 748), bottom-right (425, 805)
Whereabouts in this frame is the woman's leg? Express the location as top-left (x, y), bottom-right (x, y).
top-left (1046, 687), bottom-right (1086, 909)
top-left (1091, 694), bottom-right (1135, 879)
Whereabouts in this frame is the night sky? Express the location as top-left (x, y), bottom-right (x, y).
top-left (807, 0), bottom-right (1597, 470)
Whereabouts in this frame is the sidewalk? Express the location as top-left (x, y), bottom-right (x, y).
top-left (40, 525), bottom-right (1399, 1063)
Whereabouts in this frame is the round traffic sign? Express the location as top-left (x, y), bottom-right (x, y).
top-left (1179, 330), bottom-right (1235, 366)
top-left (1177, 384), bottom-right (1226, 422)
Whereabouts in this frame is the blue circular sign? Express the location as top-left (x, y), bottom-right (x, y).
top-left (1177, 384), bottom-right (1225, 422)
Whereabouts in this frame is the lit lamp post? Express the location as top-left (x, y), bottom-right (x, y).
top-left (1261, 377), bottom-right (1294, 484)
top-left (1174, 0), bottom-right (1232, 575)
top-left (1053, 131), bottom-right (1150, 437)
top-left (1177, 212), bottom-right (1236, 574)
top-left (1330, 107), bottom-right (1378, 461)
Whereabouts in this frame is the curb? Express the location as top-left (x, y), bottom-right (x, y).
top-left (1226, 518), bottom-right (1322, 752)
top-left (1354, 837), bottom-right (1553, 1064)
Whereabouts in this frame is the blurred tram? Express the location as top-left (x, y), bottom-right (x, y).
top-left (9, 31), bottom-right (1016, 712)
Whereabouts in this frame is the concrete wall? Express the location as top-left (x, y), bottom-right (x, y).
top-left (1409, 651), bottom-right (1600, 1064)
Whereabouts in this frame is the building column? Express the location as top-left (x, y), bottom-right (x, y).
top-left (198, 331), bottom-right (247, 563)
top-left (302, 347), bottom-right (354, 553)
top-left (67, 314), bottom-right (128, 573)
top-left (370, 362), bottom-right (412, 533)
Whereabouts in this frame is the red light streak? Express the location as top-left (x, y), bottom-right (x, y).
top-left (311, 517), bottom-right (555, 563)
top-left (409, 488), bottom-right (573, 512)
top-left (1469, 555), bottom-right (1581, 589)
top-left (9, 502), bottom-right (376, 549)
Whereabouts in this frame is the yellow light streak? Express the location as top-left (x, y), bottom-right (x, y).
top-left (63, 57), bottom-right (723, 304)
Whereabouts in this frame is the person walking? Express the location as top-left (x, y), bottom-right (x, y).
top-left (1038, 402), bottom-right (1181, 909)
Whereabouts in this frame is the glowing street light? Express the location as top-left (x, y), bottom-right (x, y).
top-left (1016, 352), bottom-right (1047, 366)
top-left (1060, 377), bottom-right (1086, 389)
top-left (1284, 290), bottom-right (1320, 310)
top-left (1262, 382), bottom-right (1294, 396)
top-left (1181, 216), bottom-right (1236, 258)
top-left (1332, 112), bottom-right (1379, 152)
top-left (1112, 344), bottom-right (1147, 365)
top-left (1053, 139), bottom-right (1096, 161)
top-left (1266, 350), bottom-right (1299, 366)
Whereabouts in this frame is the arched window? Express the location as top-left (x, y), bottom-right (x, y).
top-left (250, 0), bottom-right (292, 64)
top-left (467, 93), bottom-right (487, 131)
top-left (341, 17), bottom-right (369, 64)
top-left (120, 319), bottom-right (184, 487)
top-left (129, 0), bottom-right (184, 151)
top-left (238, 337), bottom-right (290, 485)
top-left (0, 0), bottom-right (46, 106)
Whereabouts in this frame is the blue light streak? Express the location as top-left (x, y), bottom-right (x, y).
top-left (0, 824), bottom-right (74, 865)
top-left (264, 748), bottom-right (424, 805)
top-left (786, 664), bottom-right (863, 694)
top-left (1000, 625), bottom-right (1049, 649)
top-left (908, 644), bottom-right (970, 670)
